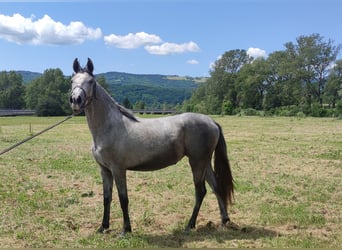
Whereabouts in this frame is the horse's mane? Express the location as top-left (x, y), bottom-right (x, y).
top-left (117, 103), bottom-right (139, 122)
top-left (92, 77), bottom-right (139, 123)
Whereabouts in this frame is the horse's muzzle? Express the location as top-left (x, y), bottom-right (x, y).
top-left (70, 87), bottom-right (87, 115)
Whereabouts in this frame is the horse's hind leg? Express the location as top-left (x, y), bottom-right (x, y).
top-left (113, 170), bottom-right (132, 235)
top-left (205, 166), bottom-right (230, 225)
top-left (186, 159), bottom-right (207, 232)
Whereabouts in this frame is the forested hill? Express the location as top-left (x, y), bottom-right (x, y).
top-left (97, 72), bottom-right (204, 107)
top-left (18, 71), bottom-right (43, 84)
top-left (97, 72), bottom-right (204, 88)
top-left (19, 70), bottom-right (205, 108)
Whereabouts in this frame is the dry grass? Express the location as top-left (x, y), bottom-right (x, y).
top-left (0, 115), bottom-right (341, 247)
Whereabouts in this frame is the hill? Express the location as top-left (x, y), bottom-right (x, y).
top-left (97, 72), bottom-right (204, 107)
top-left (19, 70), bottom-right (205, 108)
top-left (97, 72), bottom-right (204, 88)
top-left (17, 71), bottom-right (42, 83)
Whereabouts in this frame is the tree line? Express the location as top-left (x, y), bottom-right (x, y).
top-left (183, 33), bottom-right (342, 117)
top-left (0, 69), bottom-right (110, 116)
top-left (0, 69), bottom-right (74, 116)
top-left (1, 33), bottom-right (341, 117)
top-left (0, 68), bottom-right (180, 115)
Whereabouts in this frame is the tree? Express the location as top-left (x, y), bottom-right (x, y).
top-left (212, 49), bottom-right (252, 74)
top-left (25, 68), bottom-right (70, 116)
top-left (186, 49), bottom-right (252, 114)
top-left (122, 97), bottom-right (133, 109)
top-left (0, 71), bottom-right (25, 109)
top-left (263, 51), bottom-right (302, 109)
top-left (96, 75), bottom-right (110, 92)
top-left (184, 33), bottom-right (341, 116)
top-left (325, 60), bottom-right (342, 108)
top-left (236, 58), bottom-right (271, 109)
top-left (133, 100), bottom-right (146, 110)
top-left (210, 49), bottom-right (252, 110)
top-left (285, 33), bottom-right (341, 105)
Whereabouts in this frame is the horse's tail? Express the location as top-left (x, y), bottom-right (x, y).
top-left (214, 123), bottom-right (234, 207)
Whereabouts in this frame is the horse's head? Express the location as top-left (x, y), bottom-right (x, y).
top-left (70, 58), bottom-right (96, 114)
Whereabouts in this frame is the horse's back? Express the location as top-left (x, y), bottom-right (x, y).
top-left (131, 112), bottom-right (219, 165)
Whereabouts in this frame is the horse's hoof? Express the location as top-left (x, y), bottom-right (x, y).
top-left (118, 231), bottom-right (126, 238)
top-left (118, 230), bottom-right (132, 238)
top-left (97, 225), bottom-right (110, 234)
top-left (97, 225), bottom-right (104, 234)
top-left (223, 221), bottom-right (240, 231)
top-left (184, 224), bottom-right (195, 235)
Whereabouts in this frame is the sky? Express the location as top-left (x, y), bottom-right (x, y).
top-left (0, 0), bottom-right (341, 77)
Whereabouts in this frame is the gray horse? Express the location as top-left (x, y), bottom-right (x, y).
top-left (69, 58), bottom-right (234, 234)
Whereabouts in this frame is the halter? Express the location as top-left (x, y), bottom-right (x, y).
top-left (71, 81), bottom-right (97, 110)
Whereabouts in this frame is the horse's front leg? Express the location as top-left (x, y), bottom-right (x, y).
top-left (113, 170), bottom-right (132, 234)
top-left (97, 166), bottom-right (113, 233)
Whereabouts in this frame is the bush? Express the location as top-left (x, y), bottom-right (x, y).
top-left (237, 108), bottom-right (259, 116)
top-left (296, 111), bottom-right (306, 118)
top-left (337, 100), bottom-right (342, 116)
top-left (222, 100), bottom-right (234, 115)
top-left (274, 105), bottom-right (301, 117)
top-left (310, 102), bottom-right (326, 117)
top-left (36, 98), bottom-right (65, 116)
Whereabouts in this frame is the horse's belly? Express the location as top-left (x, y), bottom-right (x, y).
top-left (127, 148), bottom-right (183, 171)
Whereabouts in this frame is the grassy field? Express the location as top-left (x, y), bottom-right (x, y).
top-left (0, 115), bottom-right (341, 247)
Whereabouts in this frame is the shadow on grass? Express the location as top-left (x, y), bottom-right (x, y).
top-left (82, 221), bottom-right (280, 247)
top-left (140, 222), bottom-right (279, 247)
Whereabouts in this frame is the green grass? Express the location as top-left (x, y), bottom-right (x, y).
top-left (0, 115), bottom-right (341, 247)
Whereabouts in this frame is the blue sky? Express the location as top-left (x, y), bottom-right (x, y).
top-left (0, 0), bottom-right (341, 77)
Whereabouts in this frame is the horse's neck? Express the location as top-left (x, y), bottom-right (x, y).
top-left (85, 84), bottom-right (123, 139)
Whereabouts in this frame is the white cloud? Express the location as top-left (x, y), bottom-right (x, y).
top-left (247, 47), bottom-right (266, 59)
top-left (104, 31), bottom-right (200, 56)
top-left (0, 13), bottom-right (36, 43)
top-left (187, 59), bottom-right (199, 65)
top-left (145, 41), bottom-right (200, 55)
top-left (104, 32), bottom-right (162, 49)
top-left (0, 12), bottom-right (201, 57)
top-left (0, 13), bottom-right (102, 45)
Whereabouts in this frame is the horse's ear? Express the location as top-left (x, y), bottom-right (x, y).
top-left (86, 58), bottom-right (94, 75)
top-left (73, 58), bottom-right (81, 73)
